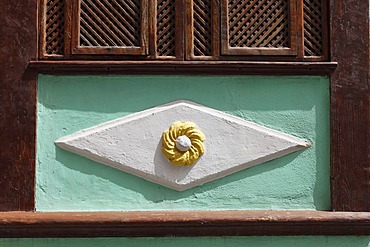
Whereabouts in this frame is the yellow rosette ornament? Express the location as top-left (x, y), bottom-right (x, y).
top-left (162, 122), bottom-right (205, 166)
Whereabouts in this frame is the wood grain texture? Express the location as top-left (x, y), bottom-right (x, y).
top-left (0, 0), bottom-right (37, 211)
top-left (1, 211), bottom-right (370, 237)
top-left (330, 0), bottom-right (370, 211)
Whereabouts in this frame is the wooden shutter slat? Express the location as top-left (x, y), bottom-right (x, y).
top-left (71, 0), bottom-right (148, 55)
top-left (303, 0), bottom-right (326, 59)
top-left (41, 0), bottom-right (66, 57)
top-left (221, 0), bottom-right (298, 56)
top-left (154, 0), bottom-right (183, 59)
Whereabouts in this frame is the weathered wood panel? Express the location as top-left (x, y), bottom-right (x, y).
top-left (0, 0), bottom-right (37, 211)
top-left (330, 0), bottom-right (370, 211)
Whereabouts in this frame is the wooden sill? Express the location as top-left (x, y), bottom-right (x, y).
top-left (29, 61), bottom-right (337, 76)
top-left (1, 211), bottom-right (370, 238)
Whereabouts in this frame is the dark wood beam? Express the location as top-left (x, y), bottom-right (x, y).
top-left (1, 211), bottom-right (370, 237)
top-left (330, 0), bottom-right (370, 210)
top-left (0, 0), bottom-right (38, 211)
top-left (29, 60), bottom-right (337, 75)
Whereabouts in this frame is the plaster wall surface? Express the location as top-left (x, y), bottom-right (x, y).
top-left (36, 75), bottom-right (330, 211)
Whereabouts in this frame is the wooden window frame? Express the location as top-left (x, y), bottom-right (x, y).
top-left (185, 0), bottom-right (220, 60)
top-left (39, 0), bottom-right (329, 61)
top-left (220, 0), bottom-right (299, 56)
top-left (70, 0), bottom-right (149, 55)
top-left (151, 0), bottom-right (185, 60)
top-left (0, 0), bottom-right (369, 238)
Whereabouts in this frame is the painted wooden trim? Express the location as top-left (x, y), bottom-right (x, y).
top-left (1, 211), bottom-right (370, 237)
top-left (29, 60), bottom-right (337, 75)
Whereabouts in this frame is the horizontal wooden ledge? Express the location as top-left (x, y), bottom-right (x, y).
top-left (29, 61), bottom-right (337, 75)
top-left (1, 210), bottom-right (370, 238)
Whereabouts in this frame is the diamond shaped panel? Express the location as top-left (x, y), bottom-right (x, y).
top-left (56, 101), bottom-right (310, 191)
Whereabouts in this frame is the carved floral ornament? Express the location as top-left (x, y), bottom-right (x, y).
top-left (162, 122), bottom-right (205, 166)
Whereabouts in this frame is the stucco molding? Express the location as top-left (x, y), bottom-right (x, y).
top-left (55, 101), bottom-right (310, 191)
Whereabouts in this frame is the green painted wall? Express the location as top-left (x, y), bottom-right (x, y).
top-left (2, 236), bottom-right (370, 247)
top-left (36, 75), bottom-right (330, 211)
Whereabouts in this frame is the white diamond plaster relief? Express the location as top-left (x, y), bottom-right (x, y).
top-left (55, 100), bottom-right (311, 191)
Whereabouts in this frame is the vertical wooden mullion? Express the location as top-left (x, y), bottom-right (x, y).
top-left (64, 0), bottom-right (73, 58)
top-left (220, 0), bottom-right (229, 55)
top-left (141, 0), bottom-right (149, 55)
top-left (175, 0), bottom-right (185, 60)
top-left (149, 0), bottom-right (157, 59)
top-left (288, 0), bottom-right (299, 57)
top-left (70, 0), bottom-right (80, 55)
top-left (185, 0), bottom-right (194, 60)
top-left (152, 0), bottom-right (162, 59)
top-left (212, 0), bottom-right (220, 60)
top-left (295, 0), bottom-right (305, 60)
top-left (320, 0), bottom-right (329, 60)
top-left (39, 0), bottom-right (48, 59)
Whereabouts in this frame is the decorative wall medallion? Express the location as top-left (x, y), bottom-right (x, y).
top-left (56, 100), bottom-right (311, 191)
top-left (162, 121), bottom-right (205, 166)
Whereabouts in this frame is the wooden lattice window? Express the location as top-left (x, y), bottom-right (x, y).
top-left (303, 0), bottom-right (328, 59)
top-left (71, 0), bottom-right (148, 55)
top-left (221, 0), bottom-right (298, 56)
top-left (152, 0), bottom-right (184, 59)
top-left (185, 0), bottom-right (220, 60)
top-left (39, 0), bottom-right (329, 60)
top-left (40, 0), bottom-right (66, 57)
